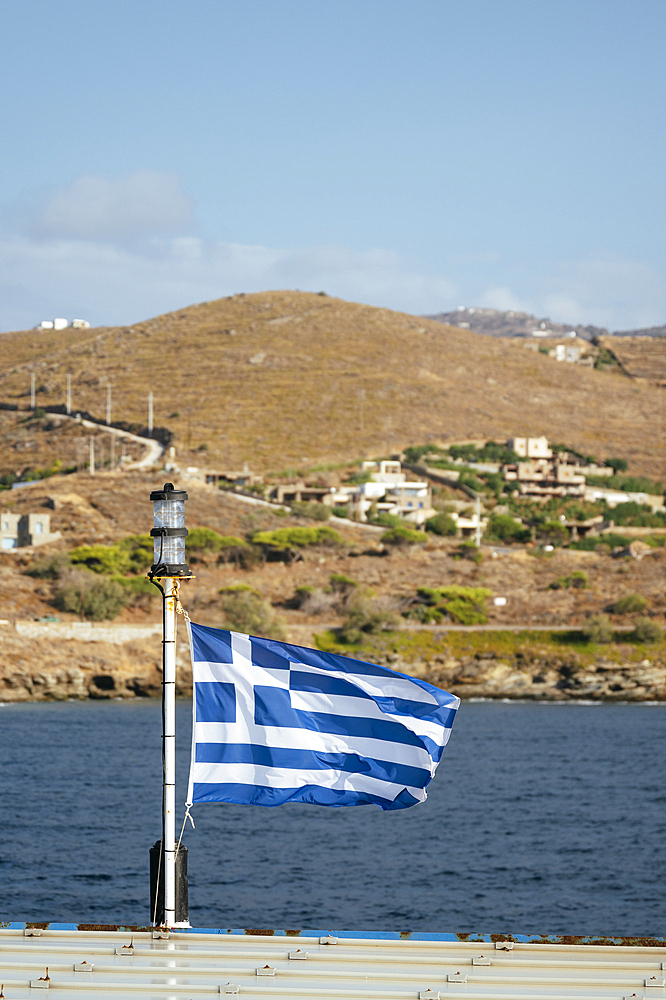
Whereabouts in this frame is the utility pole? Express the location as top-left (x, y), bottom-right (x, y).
top-left (148, 391), bottom-right (153, 438)
top-left (475, 494), bottom-right (481, 548)
top-left (66, 374), bottom-right (72, 415)
top-left (89, 437), bottom-right (95, 476)
top-left (30, 374), bottom-right (35, 410)
top-left (106, 384), bottom-right (112, 426)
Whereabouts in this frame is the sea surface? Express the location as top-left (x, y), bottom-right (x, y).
top-left (1, 699), bottom-right (664, 936)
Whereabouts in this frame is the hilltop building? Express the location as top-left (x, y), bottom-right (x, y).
top-left (265, 460), bottom-right (437, 525)
top-left (339, 460), bottom-right (436, 525)
top-left (502, 441), bottom-right (613, 498)
top-left (584, 485), bottom-right (665, 512)
top-left (0, 512), bottom-right (61, 549)
top-left (205, 463), bottom-right (263, 489)
top-left (36, 318), bottom-right (90, 331)
top-left (508, 436), bottom-right (552, 459)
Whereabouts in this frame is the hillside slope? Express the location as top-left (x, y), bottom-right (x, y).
top-left (598, 336), bottom-right (666, 387)
top-left (0, 290), bottom-right (663, 476)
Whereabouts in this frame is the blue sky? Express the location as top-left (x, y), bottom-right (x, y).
top-left (0, 0), bottom-right (664, 331)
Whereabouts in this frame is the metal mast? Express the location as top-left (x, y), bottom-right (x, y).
top-left (148, 483), bottom-right (192, 927)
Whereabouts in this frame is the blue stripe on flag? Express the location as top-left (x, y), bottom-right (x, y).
top-left (192, 781), bottom-right (421, 810)
top-left (289, 669), bottom-right (372, 700)
top-left (194, 741), bottom-right (431, 787)
top-left (253, 686), bottom-right (425, 748)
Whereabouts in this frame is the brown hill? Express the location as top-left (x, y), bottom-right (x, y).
top-left (599, 335), bottom-right (666, 387)
top-left (0, 290), bottom-right (663, 477)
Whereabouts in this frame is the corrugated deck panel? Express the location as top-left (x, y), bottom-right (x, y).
top-left (0, 926), bottom-right (664, 999)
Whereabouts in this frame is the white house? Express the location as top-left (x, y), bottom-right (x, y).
top-left (508, 436), bottom-right (553, 459)
top-left (335, 461), bottom-right (436, 524)
top-left (584, 487), bottom-right (665, 512)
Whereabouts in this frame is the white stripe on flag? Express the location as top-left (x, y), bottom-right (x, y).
top-left (192, 721), bottom-right (437, 770)
top-left (191, 760), bottom-right (426, 801)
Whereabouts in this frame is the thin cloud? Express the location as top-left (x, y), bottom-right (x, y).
top-left (32, 170), bottom-right (195, 241)
top-left (0, 234), bottom-right (460, 330)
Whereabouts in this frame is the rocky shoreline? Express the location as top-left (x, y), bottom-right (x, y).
top-left (423, 649), bottom-right (666, 702)
top-left (1, 628), bottom-right (664, 703)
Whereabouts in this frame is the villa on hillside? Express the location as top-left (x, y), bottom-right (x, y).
top-left (265, 460), bottom-right (438, 526)
top-left (502, 438), bottom-right (614, 499)
top-left (0, 512), bottom-right (61, 549)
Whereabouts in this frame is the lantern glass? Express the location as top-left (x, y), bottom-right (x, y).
top-left (152, 496), bottom-right (186, 566)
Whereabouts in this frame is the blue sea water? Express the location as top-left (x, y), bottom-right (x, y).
top-left (0, 699), bottom-right (664, 936)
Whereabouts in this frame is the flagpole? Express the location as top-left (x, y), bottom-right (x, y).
top-left (163, 576), bottom-right (177, 927)
top-left (149, 482), bottom-right (192, 928)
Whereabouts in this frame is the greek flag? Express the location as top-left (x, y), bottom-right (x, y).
top-left (186, 623), bottom-right (459, 811)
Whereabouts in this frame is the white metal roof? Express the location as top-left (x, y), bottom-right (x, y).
top-left (0, 925), bottom-right (665, 999)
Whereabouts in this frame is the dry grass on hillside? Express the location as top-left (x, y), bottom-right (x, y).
top-left (0, 409), bottom-right (146, 479)
top-left (0, 291), bottom-right (664, 477)
top-left (600, 336), bottom-right (666, 386)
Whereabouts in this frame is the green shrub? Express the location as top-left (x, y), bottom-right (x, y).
top-left (339, 590), bottom-right (400, 643)
top-left (26, 552), bottom-right (71, 579)
top-left (219, 589), bottom-right (286, 639)
top-left (485, 513), bottom-right (529, 543)
top-left (370, 511), bottom-right (403, 528)
top-left (537, 520), bottom-right (568, 543)
top-left (331, 505), bottom-right (350, 518)
top-left (448, 442), bottom-right (520, 464)
top-left (54, 573), bottom-right (129, 620)
top-left (630, 617), bottom-right (663, 644)
top-left (112, 574), bottom-right (156, 609)
top-left (569, 532), bottom-right (632, 551)
top-left (219, 583), bottom-right (261, 596)
top-left (585, 474), bottom-right (662, 494)
top-left (70, 535), bottom-right (153, 575)
top-left (329, 573), bottom-right (358, 594)
top-left (113, 575), bottom-right (155, 595)
top-left (292, 585), bottom-right (316, 608)
top-left (404, 604), bottom-right (444, 624)
top-left (609, 502), bottom-right (666, 528)
top-left (454, 540), bottom-right (483, 563)
top-left (187, 528), bottom-right (249, 563)
top-left (425, 512), bottom-right (457, 536)
top-left (290, 501), bottom-right (331, 521)
top-left (581, 615), bottom-right (613, 643)
top-left (117, 534), bottom-right (154, 572)
top-left (381, 526), bottom-right (428, 546)
top-left (611, 592), bottom-right (649, 614)
top-left (605, 457), bottom-right (628, 473)
top-left (187, 527), bottom-right (226, 550)
top-left (70, 544), bottom-right (132, 575)
top-left (483, 472), bottom-right (505, 498)
top-left (549, 570), bottom-right (589, 590)
top-left (415, 585), bottom-right (491, 625)
top-left (458, 473), bottom-right (485, 493)
top-left (251, 526), bottom-right (342, 562)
